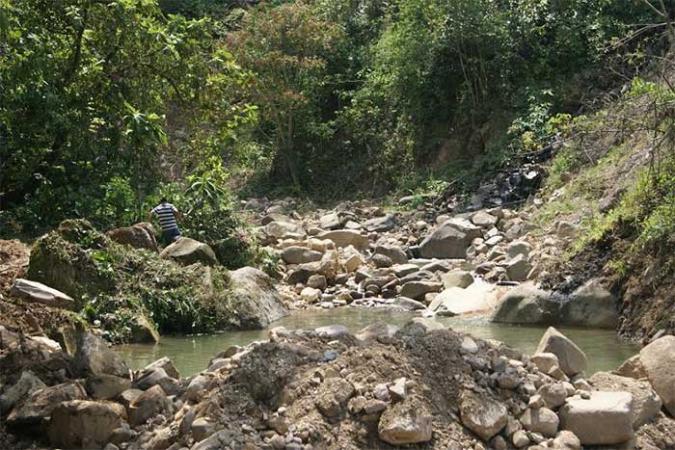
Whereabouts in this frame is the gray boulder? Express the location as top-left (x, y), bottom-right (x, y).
top-left (128, 385), bottom-right (171, 426)
top-left (0, 371), bottom-right (46, 413)
top-left (10, 278), bottom-right (76, 310)
top-left (535, 327), bottom-right (587, 377)
top-left (6, 381), bottom-right (87, 426)
top-left (441, 270), bottom-right (474, 289)
top-left (561, 279), bottom-right (618, 329)
top-left (491, 284), bottom-right (556, 325)
top-left (280, 246), bottom-right (323, 264)
top-left (460, 391), bottom-right (508, 441)
top-left (317, 230), bottom-right (369, 250)
top-left (107, 222), bottom-right (158, 251)
top-left (75, 332), bottom-right (129, 378)
top-left (160, 237), bottom-right (217, 266)
top-left (559, 391), bottom-right (634, 445)
top-left (638, 334), bottom-right (675, 416)
top-left (418, 218), bottom-right (482, 259)
top-left (589, 371), bottom-right (661, 427)
top-left (363, 214), bottom-right (396, 232)
top-left (374, 244), bottom-right (408, 265)
top-left (378, 398), bottom-right (432, 445)
top-left (228, 267), bottom-right (289, 328)
top-left (48, 400), bottom-right (126, 449)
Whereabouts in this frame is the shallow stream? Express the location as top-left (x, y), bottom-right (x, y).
top-left (116, 308), bottom-right (639, 377)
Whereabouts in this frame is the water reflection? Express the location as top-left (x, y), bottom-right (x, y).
top-left (116, 308), bottom-right (639, 377)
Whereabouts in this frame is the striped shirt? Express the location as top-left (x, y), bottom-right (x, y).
top-left (152, 202), bottom-right (179, 232)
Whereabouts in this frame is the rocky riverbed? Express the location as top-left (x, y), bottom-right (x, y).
top-left (2, 317), bottom-right (675, 449)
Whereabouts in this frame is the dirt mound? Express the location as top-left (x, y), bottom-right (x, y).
top-left (0, 240), bottom-right (29, 295)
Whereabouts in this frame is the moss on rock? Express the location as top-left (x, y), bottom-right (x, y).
top-left (27, 220), bottom-right (286, 343)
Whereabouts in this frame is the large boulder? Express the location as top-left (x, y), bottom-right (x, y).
top-left (430, 282), bottom-right (495, 315)
top-left (160, 237), bottom-right (217, 266)
top-left (27, 219), bottom-right (115, 301)
top-left (374, 244), bottom-right (408, 265)
top-left (363, 214), bottom-right (396, 232)
top-left (264, 219), bottom-right (306, 240)
top-left (128, 385), bottom-right (171, 426)
top-left (378, 398), bottom-right (433, 445)
top-left (6, 381), bottom-right (87, 426)
top-left (638, 334), bottom-right (675, 416)
top-left (10, 278), bottom-right (76, 310)
top-left (418, 218), bottom-right (482, 259)
top-left (0, 371), bottom-right (46, 413)
top-left (280, 246), bottom-right (323, 264)
top-left (107, 222), bottom-right (158, 252)
top-left (441, 270), bottom-right (474, 289)
top-left (399, 281), bottom-right (443, 300)
top-left (227, 267), bottom-right (289, 328)
top-left (589, 371), bottom-right (661, 427)
top-left (520, 407), bottom-right (559, 437)
top-left (75, 332), bottom-right (129, 378)
top-left (460, 391), bottom-right (508, 441)
top-left (48, 400), bottom-right (126, 449)
top-left (85, 374), bottom-right (131, 400)
top-left (317, 230), bottom-right (369, 250)
top-left (535, 327), bottom-right (587, 377)
top-left (560, 279), bottom-right (618, 329)
top-left (491, 283), bottom-right (556, 325)
top-left (559, 391), bottom-right (634, 445)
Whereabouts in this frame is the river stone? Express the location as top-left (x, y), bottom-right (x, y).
top-left (280, 246), bottom-right (323, 264)
top-left (128, 385), bottom-right (171, 426)
top-left (264, 220), bottom-right (305, 240)
top-left (107, 222), bottom-right (158, 252)
top-left (561, 279), bottom-right (618, 329)
top-left (535, 327), bottom-right (587, 376)
top-left (378, 397), bottom-right (432, 445)
top-left (638, 334), bottom-right (675, 416)
top-left (614, 354), bottom-right (648, 379)
top-left (6, 381), bottom-right (87, 426)
top-left (460, 391), bottom-right (508, 441)
top-left (392, 297), bottom-right (427, 311)
top-left (559, 391), bottom-right (634, 445)
top-left (375, 244), bottom-right (408, 265)
top-left (85, 374), bottom-right (131, 400)
top-left (0, 371), bottom-right (46, 413)
top-left (441, 270), bottom-right (474, 289)
top-left (505, 254), bottom-right (532, 282)
top-left (471, 210), bottom-right (499, 228)
top-left (537, 382), bottom-right (568, 409)
top-left (317, 230), bottom-right (369, 250)
top-left (491, 283), bottom-right (555, 324)
top-left (143, 357), bottom-right (180, 379)
top-left (520, 407), bottom-right (559, 437)
top-left (320, 212), bottom-right (345, 230)
top-left (228, 267), bottom-right (289, 328)
top-left (400, 281), bottom-right (442, 300)
top-left (75, 332), bottom-right (129, 378)
top-left (418, 218), bottom-right (481, 259)
top-left (589, 371), bottom-right (661, 427)
top-left (530, 353), bottom-right (560, 374)
top-left (364, 214), bottom-right (396, 232)
top-left (48, 400), bottom-right (126, 449)
top-left (160, 237), bottom-right (217, 266)
top-left (10, 278), bottom-right (76, 310)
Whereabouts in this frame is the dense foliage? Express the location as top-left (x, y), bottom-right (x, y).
top-left (0, 0), bottom-right (668, 232)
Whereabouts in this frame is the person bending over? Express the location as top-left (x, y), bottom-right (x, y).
top-left (149, 197), bottom-right (183, 245)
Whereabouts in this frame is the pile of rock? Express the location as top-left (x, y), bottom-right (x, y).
top-left (2, 320), bottom-right (675, 450)
top-left (252, 200), bottom-right (548, 316)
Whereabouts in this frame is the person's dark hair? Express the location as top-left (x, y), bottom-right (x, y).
top-left (160, 197), bottom-right (168, 203)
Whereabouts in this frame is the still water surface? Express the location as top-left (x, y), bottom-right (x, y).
top-left (116, 308), bottom-right (639, 377)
